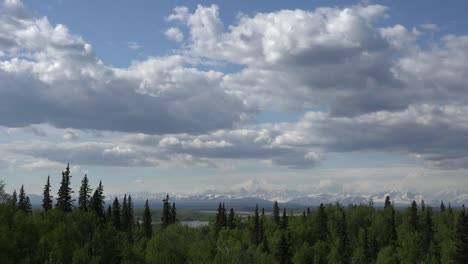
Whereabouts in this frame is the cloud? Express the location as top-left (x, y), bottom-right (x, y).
top-left (0, 3), bottom-right (251, 134)
top-left (63, 129), bottom-right (79, 141)
top-left (420, 23), bottom-right (440, 32)
top-left (165, 27), bottom-right (184, 42)
top-left (126, 41), bottom-right (140, 50)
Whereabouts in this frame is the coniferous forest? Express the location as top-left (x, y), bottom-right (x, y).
top-left (1, 165), bottom-right (468, 264)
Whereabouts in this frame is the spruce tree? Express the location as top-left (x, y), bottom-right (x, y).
top-left (42, 176), bottom-right (53, 211)
top-left (90, 181), bottom-right (105, 219)
top-left (10, 189), bottom-right (17, 207)
top-left (280, 207), bottom-right (288, 230)
top-left (440, 201), bottom-right (445, 212)
top-left (227, 208), bottom-right (236, 228)
top-left (273, 200), bottom-right (281, 225)
top-left (55, 164), bottom-right (74, 212)
top-left (121, 194), bottom-right (129, 231)
top-left (275, 231), bottom-right (292, 264)
top-left (170, 202), bottom-right (177, 224)
top-left (214, 202), bottom-right (226, 236)
top-left (78, 174), bottom-right (92, 211)
top-left (127, 195), bottom-right (134, 231)
top-left (421, 207), bottom-right (435, 255)
top-left (336, 210), bottom-right (351, 264)
top-left (252, 204), bottom-right (263, 245)
top-left (421, 199), bottom-right (426, 212)
top-left (143, 199), bottom-right (152, 238)
top-left (454, 205), bottom-right (468, 263)
top-left (384, 195), bottom-right (391, 208)
top-left (316, 203), bottom-right (328, 241)
top-left (18, 185), bottom-right (32, 215)
top-left (112, 197), bottom-right (121, 230)
top-left (161, 194), bottom-right (172, 229)
top-left (106, 205), bottom-right (112, 222)
top-left (409, 200), bottom-right (419, 232)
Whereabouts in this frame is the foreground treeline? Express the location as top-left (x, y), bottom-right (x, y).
top-left (0, 166), bottom-right (468, 263)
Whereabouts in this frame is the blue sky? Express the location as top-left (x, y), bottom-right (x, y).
top-left (1, 0), bottom-right (468, 195)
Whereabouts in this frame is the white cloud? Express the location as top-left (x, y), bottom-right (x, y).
top-left (165, 27), bottom-right (184, 42)
top-left (63, 129), bottom-right (79, 141)
top-left (127, 41), bottom-right (140, 50)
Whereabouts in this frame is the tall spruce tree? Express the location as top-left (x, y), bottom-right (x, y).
top-left (121, 194), bottom-right (129, 231)
top-left (228, 208), bottom-right (236, 229)
top-left (280, 208), bottom-right (288, 230)
top-left (454, 205), bottom-right (468, 263)
top-left (161, 194), bottom-right (172, 229)
top-left (252, 204), bottom-right (263, 245)
top-left (42, 176), bottom-right (53, 211)
top-left (55, 164), bottom-right (74, 212)
top-left (90, 181), bottom-right (105, 219)
top-left (170, 202), bottom-right (177, 224)
top-left (440, 201), bottom-right (446, 212)
top-left (18, 185), bottom-right (32, 215)
top-left (10, 189), bottom-right (17, 207)
top-left (316, 203), bottom-right (328, 241)
top-left (384, 195), bottom-right (391, 208)
top-left (78, 174), bottom-right (92, 211)
top-left (409, 200), bottom-right (419, 232)
top-left (273, 200), bottom-right (281, 225)
top-left (143, 199), bottom-right (152, 238)
top-left (336, 210), bottom-right (351, 264)
top-left (127, 195), bottom-right (134, 231)
top-left (275, 231), bottom-right (292, 264)
top-left (112, 197), bottom-right (121, 230)
top-left (214, 202), bottom-right (227, 236)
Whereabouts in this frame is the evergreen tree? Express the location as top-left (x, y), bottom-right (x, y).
top-left (280, 207), bottom-right (288, 230)
top-left (121, 194), bottom-right (129, 230)
top-left (127, 195), bottom-right (134, 231)
top-left (170, 202), bottom-right (178, 224)
top-left (336, 210), bottom-right (351, 264)
top-left (78, 174), bottom-right (92, 211)
top-left (273, 200), bottom-right (281, 225)
top-left (252, 204), bottom-right (263, 245)
top-left (306, 207), bottom-right (311, 217)
top-left (112, 197), bottom-right (121, 230)
top-left (106, 205), bottom-right (112, 222)
top-left (384, 195), bottom-right (391, 208)
top-left (42, 175), bottom-right (53, 211)
top-left (143, 199), bottom-right (152, 238)
top-left (18, 185), bottom-right (32, 215)
top-left (421, 207), bottom-right (434, 253)
top-left (316, 203), bottom-right (328, 241)
top-left (454, 205), bottom-right (468, 263)
top-left (161, 194), bottom-right (172, 229)
top-left (214, 202), bottom-right (226, 236)
top-left (90, 181), bottom-right (105, 219)
top-left (10, 189), bottom-right (17, 207)
top-left (275, 231), bottom-right (292, 264)
top-left (440, 201), bottom-right (445, 212)
top-left (421, 199), bottom-right (426, 212)
top-left (55, 164), bottom-right (74, 212)
top-left (227, 208), bottom-right (236, 228)
top-left (408, 200), bottom-right (419, 232)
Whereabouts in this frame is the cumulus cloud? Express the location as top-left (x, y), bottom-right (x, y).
top-left (165, 27), bottom-right (184, 42)
top-left (0, 2), bottom-right (251, 134)
top-left (2, 1), bottom-right (468, 173)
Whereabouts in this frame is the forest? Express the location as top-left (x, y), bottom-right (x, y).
top-left (0, 165), bottom-right (467, 264)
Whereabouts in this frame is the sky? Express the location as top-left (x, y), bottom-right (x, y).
top-left (1, 0), bottom-right (468, 195)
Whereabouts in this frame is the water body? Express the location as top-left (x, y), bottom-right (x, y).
top-left (181, 220), bottom-right (209, 227)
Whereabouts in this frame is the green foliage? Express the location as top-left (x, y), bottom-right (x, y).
top-left (42, 176), bottom-right (53, 211)
top-left (1, 171), bottom-right (466, 264)
top-left (55, 164), bottom-right (74, 212)
top-left (143, 199), bottom-right (152, 238)
top-left (78, 174), bottom-right (91, 211)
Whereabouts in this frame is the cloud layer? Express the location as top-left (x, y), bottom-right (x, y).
top-left (1, 1), bottom-right (468, 172)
